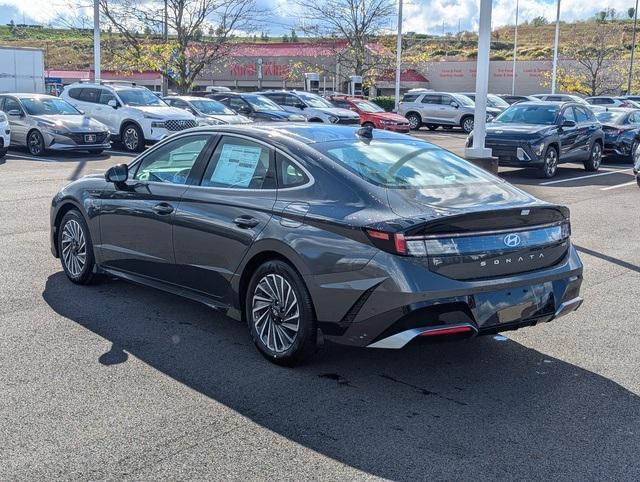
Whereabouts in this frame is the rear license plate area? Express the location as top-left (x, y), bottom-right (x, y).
top-left (473, 284), bottom-right (554, 325)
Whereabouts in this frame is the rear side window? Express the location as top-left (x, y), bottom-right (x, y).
top-left (276, 154), bottom-right (308, 188)
top-left (202, 136), bottom-right (274, 189)
top-left (401, 94), bottom-right (419, 103)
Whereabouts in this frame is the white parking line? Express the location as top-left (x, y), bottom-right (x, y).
top-left (539, 168), bottom-right (630, 186)
top-left (7, 153), bottom-right (59, 162)
top-left (600, 181), bottom-right (637, 191)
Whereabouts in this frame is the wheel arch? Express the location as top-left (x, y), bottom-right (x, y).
top-left (51, 199), bottom-right (85, 258)
top-left (307, 117), bottom-right (324, 123)
top-left (119, 119), bottom-right (144, 137)
top-left (235, 243), bottom-right (315, 322)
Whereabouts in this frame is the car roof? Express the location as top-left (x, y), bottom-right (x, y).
top-left (181, 124), bottom-right (420, 146)
top-left (164, 95), bottom-right (213, 102)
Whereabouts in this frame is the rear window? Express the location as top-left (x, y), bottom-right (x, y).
top-left (316, 139), bottom-right (495, 189)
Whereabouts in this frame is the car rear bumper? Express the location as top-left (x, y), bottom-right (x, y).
top-left (310, 244), bottom-right (584, 348)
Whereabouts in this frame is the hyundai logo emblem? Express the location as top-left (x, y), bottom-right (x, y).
top-left (503, 233), bottom-right (521, 248)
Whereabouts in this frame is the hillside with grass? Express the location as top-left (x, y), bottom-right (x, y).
top-left (0, 19), bottom-right (634, 70)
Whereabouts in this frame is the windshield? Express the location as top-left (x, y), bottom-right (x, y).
top-left (595, 111), bottom-right (627, 124)
top-left (453, 94), bottom-right (474, 107)
top-left (190, 99), bottom-right (235, 115)
top-left (244, 94), bottom-right (282, 112)
top-left (21, 97), bottom-right (80, 116)
top-left (353, 100), bottom-right (385, 113)
top-left (297, 92), bottom-right (334, 108)
top-left (117, 89), bottom-right (165, 106)
top-left (496, 105), bottom-right (559, 125)
top-left (317, 139), bottom-right (495, 189)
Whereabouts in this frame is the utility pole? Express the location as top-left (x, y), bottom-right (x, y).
top-left (93, 0), bottom-right (101, 82)
top-left (394, 0), bottom-right (403, 112)
top-left (628, 0), bottom-right (639, 94)
top-left (163, 0), bottom-right (168, 95)
top-left (511, 0), bottom-right (519, 95)
top-left (551, 0), bottom-right (561, 94)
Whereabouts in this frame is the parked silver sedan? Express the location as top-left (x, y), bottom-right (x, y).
top-left (0, 94), bottom-right (111, 156)
top-left (163, 96), bottom-right (252, 125)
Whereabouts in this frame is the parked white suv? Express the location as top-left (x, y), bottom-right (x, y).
top-left (61, 82), bottom-right (197, 152)
top-left (258, 90), bottom-right (361, 124)
top-left (0, 110), bottom-right (9, 159)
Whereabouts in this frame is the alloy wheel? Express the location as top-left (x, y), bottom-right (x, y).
top-left (544, 148), bottom-right (558, 177)
top-left (61, 219), bottom-right (87, 277)
top-left (252, 273), bottom-right (300, 353)
top-left (407, 115), bottom-right (420, 130)
top-left (28, 132), bottom-right (44, 155)
top-left (462, 117), bottom-right (474, 133)
top-left (123, 127), bottom-right (139, 151)
top-left (591, 143), bottom-right (602, 169)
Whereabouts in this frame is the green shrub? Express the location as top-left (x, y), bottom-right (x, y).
top-left (371, 96), bottom-right (395, 112)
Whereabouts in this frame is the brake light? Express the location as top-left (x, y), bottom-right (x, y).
top-left (365, 229), bottom-right (407, 255)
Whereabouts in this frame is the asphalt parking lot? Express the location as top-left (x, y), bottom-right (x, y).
top-left (1, 133), bottom-right (639, 480)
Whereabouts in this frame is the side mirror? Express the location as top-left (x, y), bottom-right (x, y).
top-left (78, 109), bottom-right (85, 115)
top-left (561, 119), bottom-right (577, 128)
top-left (451, 102), bottom-right (459, 109)
top-left (107, 99), bottom-right (118, 109)
top-left (7, 109), bottom-right (22, 117)
top-left (105, 163), bottom-right (128, 183)
top-left (238, 106), bottom-right (251, 115)
top-left (296, 103), bottom-right (306, 110)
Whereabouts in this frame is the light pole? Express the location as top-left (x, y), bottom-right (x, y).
top-left (394, 0), bottom-right (403, 112)
top-left (163, 0), bottom-right (168, 95)
top-left (464, 0), bottom-right (492, 162)
top-left (628, 0), bottom-right (639, 94)
top-left (551, 0), bottom-right (561, 93)
top-left (511, 0), bottom-right (519, 95)
top-left (93, 0), bottom-right (101, 82)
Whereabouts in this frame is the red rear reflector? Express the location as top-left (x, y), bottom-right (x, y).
top-left (366, 229), bottom-right (390, 240)
top-left (394, 233), bottom-right (406, 254)
top-left (420, 326), bottom-right (475, 336)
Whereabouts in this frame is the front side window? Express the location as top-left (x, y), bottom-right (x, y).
top-left (228, 97), bottom-right (250, 113)
top-left (496, 105), bottom-right (559, 125)
top-left (452, 94), bottom-right (474, 107)
top-left (296, 92), bottom-right (334, 108)
top-left (317, 139), bottom-right (496, 189)
top-left (134, 135), bottom-right (210, 184)
top-left (99, 91), bottom-right (116, 105)
top-left (191, 99), bottom-right (234, 115)
top-left (117, 88), bottom-right (164, 106)
top-left (352, 100), bottom-right (384, 113)
top-left (561, 107), bottom-right (577, 123)
top-left (202, 136), bottom-right (273, 189)
top-left (243, 94), bottom-right (283, 112)
top-left (574, 107), bottom-right (590, 123)
top-left (21, 98), bottom-right (80, 116)
top-left (67, 88), bottom-right (82, 100)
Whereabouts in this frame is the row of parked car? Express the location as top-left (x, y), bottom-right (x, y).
top-left (0, 81), bottom-right (415, 157)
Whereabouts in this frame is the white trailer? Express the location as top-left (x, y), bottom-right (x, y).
top-left (0, 47), bottom-right (45, 93)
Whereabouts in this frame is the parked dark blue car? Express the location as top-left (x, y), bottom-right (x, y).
top-left (469, 102), bottom-right (604, 178)
top-left (592, 107), bottom-right (640, 161)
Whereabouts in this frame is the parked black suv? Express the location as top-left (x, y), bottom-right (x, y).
top-left (468, 101), bottom-right (604, 178)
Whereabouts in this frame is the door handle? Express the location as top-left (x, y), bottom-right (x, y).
top-left (233, 215), bottom-right (260, 228)
top-left (152, 202), bottom-right (174, 215)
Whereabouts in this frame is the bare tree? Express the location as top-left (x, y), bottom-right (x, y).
top-left (99, 0), bottom-right (262, 92)
top-left (294, 0), bottom-right (396, 82)
top-left (562, 22), bottom-right (625, 95)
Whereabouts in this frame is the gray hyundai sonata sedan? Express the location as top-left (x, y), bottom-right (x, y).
top-left (50, 125), bottom-right (584, 365)
top-left (1, 94), bottom-right (111, 155)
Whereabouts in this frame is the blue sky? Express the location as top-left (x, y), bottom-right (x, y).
top-left (0, 0), bottom-right (635, 35)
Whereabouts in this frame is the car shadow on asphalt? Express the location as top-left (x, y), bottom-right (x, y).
top-left (42, 272), bottom-right (640, 480)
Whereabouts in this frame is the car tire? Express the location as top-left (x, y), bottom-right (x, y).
top-left (426, 124), bottom-right (438, 131)
top-left (538, 145), bottom-right (559, 178)
top-left (406, 113), bottom-right (421, 131)
top-left (245, 260), bottom-right (317, 366)
top-left (461, 116), bottom-right (474, 134)
top-left (0, 147), bottom-right (7, 159)
top-left (628, 139), bottom-right (639, 163)
top-left (121, 123), bottom-right (144, 152)
top-left (584, 141), bottom-right (602, 172)
top-left (27, 130), bottom-right (46, 156)
top-left (88, 149), bottom-right (104, 155)
top-left (57, 209), bottom-right (102, 285)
